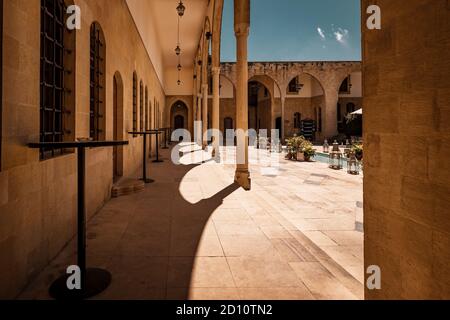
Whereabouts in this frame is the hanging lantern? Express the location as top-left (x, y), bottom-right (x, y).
top-left (347, 152), bottom-right (360, 175)
top-left (177, 1), bottom-right (185, 17)
top-left (323, 139), bottom-right (329, 153)
top-left (329, 140), bottom-right (343, 170)
top-left (175, 45), bottom-right (181, 56)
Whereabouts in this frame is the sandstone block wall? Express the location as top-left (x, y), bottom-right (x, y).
top-left (363, 0), bottom-right (450, 299)
top-left (0, 0), bottom-right (165, 298)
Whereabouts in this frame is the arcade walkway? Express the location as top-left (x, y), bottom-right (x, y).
top-left (20, 145), bottom-right (364, 300)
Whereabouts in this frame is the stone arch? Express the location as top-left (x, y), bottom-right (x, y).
top-left (166, 96), bottom-right (193, 136)
top-left (201, 17), bottom-right (212, 86)
top-left (283, 72), bottom-right (326, 140)
top-left (211, 0), bottom-right (224, 69)
top-left (247, 78), bottom-right (273, 133)
top-left (219, 74), bottom-right (236, 135)
top-left (170, 100), bottom-right (189, 131)
top-left (337, 71), bottom-right (363, 134)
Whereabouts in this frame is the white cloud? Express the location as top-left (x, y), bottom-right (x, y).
top-left (317, 27), bottom-right (326, 40)
top-left (334, 28), bottom-right (349, 44)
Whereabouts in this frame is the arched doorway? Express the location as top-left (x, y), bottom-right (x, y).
top-left (275, 117), bottom-right (282, 134)
top-left (247, 80), bottom-right (272, 134)
top-left (113, 72), bottom-right (124, 182)
top-left (174, 115), bottom-right (185, 130)
top-left (224, 117), bottom-right (233, 131)
top-left (338, 72), bottom-right (363, 138)
top-left (171, 100), bottom-right (189, 133)
top-left (285, 73), bottom-right (325, 141)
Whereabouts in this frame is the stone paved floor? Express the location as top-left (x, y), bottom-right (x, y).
top-left (20, 143), bottom-right (364, 300)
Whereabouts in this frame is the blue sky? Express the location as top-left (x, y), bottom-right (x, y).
top-left (220, 0), bottom-right (361, 62)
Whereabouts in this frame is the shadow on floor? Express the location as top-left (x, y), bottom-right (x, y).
top-left (89, 151), bottom-right (240, 299)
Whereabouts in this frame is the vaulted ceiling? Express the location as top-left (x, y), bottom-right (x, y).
top-left (127, 0), bottom-right (209, 93)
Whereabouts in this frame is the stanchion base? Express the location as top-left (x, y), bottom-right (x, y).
top-left (152, 159), bottom-right (164, 163)
top-left (49, 268), bottom-right (111, 300)
top-left (141, 178), bottom-right (155, 184)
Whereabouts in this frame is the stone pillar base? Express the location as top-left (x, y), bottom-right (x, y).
top-left (235, 170), bottom-right (251, 190)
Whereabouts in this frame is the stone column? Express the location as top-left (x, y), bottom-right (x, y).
top-left (323, 89), bottom-right (339, 140)
top-left (281, 95), bottom-right (286, 142)
top-left (193, 79), bottom-right (198, 135)
top-left (202, 84), bottom-right (209, 149)
top-left (234, 0), bottom-right (251, 190)
top-left (211, 67), bottom-right (221, 160)
top-left (196, 94), bottom-right (202, 146)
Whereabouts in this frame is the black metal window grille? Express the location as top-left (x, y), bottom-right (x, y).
top-left (90, 23), bottom-right (104, 140)
top-left (139, 81), bottom-right (144, 131)
top-left (40, 0), bottom-right (68, 159)
top-left (132, 73), bottom-right (137, 136)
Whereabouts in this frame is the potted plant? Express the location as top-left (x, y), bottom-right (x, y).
top-left (292, 136), bottom-right (306, 161)
top-left (303, 145), bottom-right (316, 162)
top-left (352, 144), bottom-right (363, 161)
top-left (285, 137), bottom-right (295, 160)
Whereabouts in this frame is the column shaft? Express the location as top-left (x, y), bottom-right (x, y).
top-left (212, 67), bottom-right (221, 159)
top-left (234, 0), bottom-right (251, 190)
top-left (202, 84), bottom-right (209, 149)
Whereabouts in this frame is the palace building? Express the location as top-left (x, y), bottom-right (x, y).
top-left (0, 0), bottom-right (448, 300)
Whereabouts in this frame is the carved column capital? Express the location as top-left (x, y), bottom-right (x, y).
top-left (211, 67), bottom-right (221, 76)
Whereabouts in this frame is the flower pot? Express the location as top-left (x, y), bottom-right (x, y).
top-left (286, 153), bottom-right (293, 160)
top-left (296, 151), bottom-right (304, 161)
top-left (304, 155), bottom-right (311, 162)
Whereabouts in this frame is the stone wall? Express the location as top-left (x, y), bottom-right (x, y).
top-left (0, 0), bottom-right (165, 298)
top-left (363, 0), bottom-right (450, 299)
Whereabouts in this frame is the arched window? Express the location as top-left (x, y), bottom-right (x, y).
top-left (339, 76), bottom-right (351, 94)
top-left (40, 0), bottom-right (76, 159)
top-left (89, 22), bottom-right (106, 141)
top-left (145, 87), bottom-right (149, 131)
top-left (132, 72), bottom-right (137, 137)
top-left (288, 77), bottom-right (300, 94)
top-left (294, 112), bottom-right (302, 129)
top-left (139, 81), bottom-right (144, 131)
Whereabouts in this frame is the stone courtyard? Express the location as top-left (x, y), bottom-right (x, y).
top-left (20, 145), bottom-right (363, 300)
